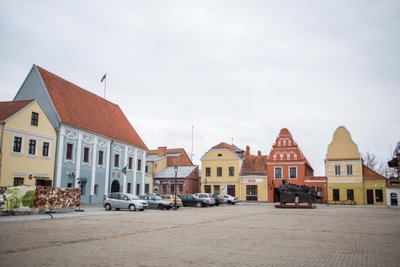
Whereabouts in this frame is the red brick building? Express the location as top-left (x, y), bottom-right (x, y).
top-left (266, 128), bottom-right (327, 203)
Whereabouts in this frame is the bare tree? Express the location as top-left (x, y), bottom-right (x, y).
top-left (393, 141), bottom-right (400, 157)
top-left (362, 151), bottom-right (378, 170)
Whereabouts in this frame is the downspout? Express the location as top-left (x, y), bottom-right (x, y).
top-left (108, 140), bottom-right (114, 193)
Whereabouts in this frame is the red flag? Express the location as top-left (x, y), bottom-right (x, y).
top-left (101, 73), bottom-right (106, 82)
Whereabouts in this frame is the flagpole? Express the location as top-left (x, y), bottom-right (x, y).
top-left (191, 125), bottom-right (194, 162)
top-left (104, 73), bottom-right (107, 99)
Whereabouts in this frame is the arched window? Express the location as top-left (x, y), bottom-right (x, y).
top-left (287, 154), bottom-right (290, 160)
top-left (283, 140), bottom-right (286, 146)
top-left (294, 154), bottom-right (298, 160)
top-left (280, 154), bottom-right (283, 160)
top-left (278, 140), bottom-right (281, 147)
top-left (273, 155), bottom-right (277, 161)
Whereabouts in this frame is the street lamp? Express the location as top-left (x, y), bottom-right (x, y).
top-left (174, 165), bottom-right (178, 210)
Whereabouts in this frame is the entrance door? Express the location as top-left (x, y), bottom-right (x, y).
top-left (366, 190), bottom-right (374, 205)
top-left (136, 184), bottom-right (140, 195)
top-left (111, 180), bottom-right (120, 192)
top-left (391, 193), bottom-right (398, 206)
top-left (246, 185), bottom-right (258, 201)
top-left (274, 188), bottom-right (280, 202)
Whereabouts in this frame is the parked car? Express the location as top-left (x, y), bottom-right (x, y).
top-left (161, 195), bottom-right (183, 208)
top-left (193, 193), bottom-right (215, 206)
top-left (178, 194), bottom-right (207, 207)
top-left (104, 193), bottom-right (148, 211)
top-left (139, 195), bottom-right (174, 210)
top-left (0, 194), bottom-right (4, 210)
top-left (222, 195), bottom-right (238, 205)
top-left (212, 194), bottom-right (224, 206)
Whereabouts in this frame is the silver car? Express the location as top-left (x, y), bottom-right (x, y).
top-left (139, 195), bottom-right (174, 210)
top-left (193, 193), bottom-right (216, 206)
top-left (222, 194), bottom-right (238, 205)
top-left (104, 193), bottom-right (148, 211)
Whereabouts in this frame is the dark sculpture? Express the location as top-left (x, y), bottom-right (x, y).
top-left (279, 179), bottom-right (312, 205)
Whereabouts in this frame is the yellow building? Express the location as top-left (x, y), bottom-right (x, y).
top-left (201, 142), bottom-right (244, 198)
top-left (326, 126), bottom-right (386, 205)
top-left (0, 100), bottom-right (56, 190)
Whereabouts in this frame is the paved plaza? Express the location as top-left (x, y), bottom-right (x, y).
top-left (0, 204), bottom-right (399, 267)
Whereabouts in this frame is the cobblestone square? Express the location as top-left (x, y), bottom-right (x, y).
top-left (0, 204), bottom-right (399, 266)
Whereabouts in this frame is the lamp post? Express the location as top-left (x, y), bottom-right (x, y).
top-left (174, 165), bottom-right (178, 210)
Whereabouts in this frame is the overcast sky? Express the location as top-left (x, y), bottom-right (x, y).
top-left (1, 1), bottom-right (399, 175)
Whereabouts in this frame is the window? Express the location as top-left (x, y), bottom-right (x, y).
top-left (13, 177), bottom-right (24, 186)
top-left (333, 189), bottom-right (340, 201)
top-left (162, 184), bottom-right (167, 194)
top-left (145, 165), bottom-right (148, 173)
top-left (31, 112), bottom-right (39, 126)
top-left (66, 143), bottom-right (73, 160)
top-left (246, 185), bottom-right (258, 201)
top-left (204, 185), bottom-right (211, 193)
top-left (145, 184), bottom-right (149, 194)
top-left (127, 183), bottom-right (132, 193)
top-left (137, 159), bottom-right (142, 171)
top-left (42, 142), bottom-right (49, 157)
top-left (80, 183), bottom-right (86, 196)
top-left (114, 154), bottom-right (120, 167)
top-left (98, 150), bottom-right (104, 165)
top-left (13, 137), bottom-right (22, 153)
top-left (217, 153), bottom-right (222, 157)
top-left (227, 185), bottom-right (235, 196)
top-left (205, 167), bottom-right (211, 177)
top-left (214, 185), bottom-right (220, 194)
top-left (334, 165), bottom-right (341, 175)
top-left (83, 147), bottom-right (90, 163)
top-left (178, 184), bottom-right (183, 194)
top-left (36, 179), bottom-right (52, 186)
top-left (171, 184), bottom-right (175, 195)
top-left (275, 167), bottom-right (282, 178)
top-left (94, 184), bottom-right (99, 196)
top-left (229, 167), bottom-right (234, 176)
top-left (347, 164), bottom-right (353, 175)
top-left (375, 189), bottom-right (383, 202)
top-left (217, 167), bottom-right (222, 177)
top-left (28, 139), bottom-right (36, 155)
top-left (128, 157), bottom-right (133, 169)
top-left (347, 189), bottom-right (354, 201)
top-left (289, 167), bottom-right (297, 178)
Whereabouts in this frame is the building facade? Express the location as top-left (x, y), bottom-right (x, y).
top-left (266, 128), bottom-right (327, 203)
top-left (200, 142), bottom-right (244, 198)
top-left (239, 146), bottom-right (268, 201)
top-left (146, 147), bottom-right (198, 194)
top-left (14, 65), bottom-right (147, 203)
top-left (0, 100), bottom-right (56, 190)
top-left (326, 126), bottom-right (387, 205)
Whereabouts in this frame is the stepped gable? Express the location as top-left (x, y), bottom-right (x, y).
top-left (0, 100), bottom-right (33, 121)
top-left (35, 65), bottom-right (147, 150)
top-left (268, 128), bottom-right (313, 169)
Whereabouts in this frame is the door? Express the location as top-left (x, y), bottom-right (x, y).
top-left (274, 188), bottom-right (280, 202)
top-left (227, 185), bottom-right (235, 196)
top-left (390, 193), bottom-right (398, 206)
top-left (366, 190), bottom-right (374, 205)
top-left (136, 184), bottom-right (141, 195)
top-left (111, 180), bottom-right (120, 192)
top-left (246, 185), bottom-right (258, 201)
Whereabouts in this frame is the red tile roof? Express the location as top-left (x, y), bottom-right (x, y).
top-left (147, 148), bottom-right (185, 155)
top-left (363, 165), bottom-right (386, 181)
top-left (35, 65), bottom-right (147, 150)
top-left (240, 153), bottom-right (268, 175)
top-left (0, 100), bottom-right (33, 121)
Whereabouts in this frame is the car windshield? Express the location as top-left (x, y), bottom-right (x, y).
top-left (161, 195), bottom-right (171, 199)
top-left (153, 196), bottom-right (162, 200)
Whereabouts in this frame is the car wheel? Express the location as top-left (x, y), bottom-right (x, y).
top-left (166, 207), bottom-right (171, 210)
top-left (201, 203), bottom-right (207, 207)
top-left (116, 208), bottom-right (120, 211)
top-left (129, 204), bottom-right (136, 211)
top-left (196, 202), bottom-right (202, 207)
top-left (227, 201), bottom-right (232, 205)
top-left (215, 203), bottom-right (219, 206)
top-left (104, 203), bottom-right (112, 211)
top-left (158, 204), bottom-right (164, 210)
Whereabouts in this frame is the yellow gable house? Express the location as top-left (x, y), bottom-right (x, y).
top-left (201, 142), bottom-right (244, 198)
top-left (326, 126), bottom-right (386, 205)
top-left (0, 100), bottom-right (56, 190)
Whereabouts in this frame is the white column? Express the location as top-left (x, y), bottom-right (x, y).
top-left (104, 141), bottom-right (111, 195)
top-left (55, 127), bottom-right (65, 188)
top-left (133, 148), bottom-right (137, 195)
top-left (141, 151), bottom-right (146, 195)
top-left (90, 136), bottom-right (98, 196)
top-left (74, 132), bottom-right (83, 188)
top-left (123, 145), bottom-right (128, 193)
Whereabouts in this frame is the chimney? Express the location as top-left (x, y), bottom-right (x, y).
top-left (157, 146), bottom-right (167, 157)
top-left (246, 145), bottom-right (250, 155)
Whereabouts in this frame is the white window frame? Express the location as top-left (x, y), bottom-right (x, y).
top-left (274, 167), bottom-right (283, 179)
top-left (28, 139), bottom-right (37, 156)
top-left (82, 146), bottom-right (91, 165)
top-left (12, 135), bottom-right (24, 154)
top-left (334, 165), bottom-right (341, 176)
top-left (65, 142), bottom-right (75, 163)
top-left (289, 166), bottom-right (297, 179)
top-left (42, 141), bottom-right (51, 158)
top-left (346, 164), bottom-right (353, 175)
top-left (97, 149), bottom-right (105, 167)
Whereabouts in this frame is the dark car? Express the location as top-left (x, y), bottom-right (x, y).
top-left (178, 194), bottom-right (206, 207)
top-left (212, 194), bottom-right (224, 206)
